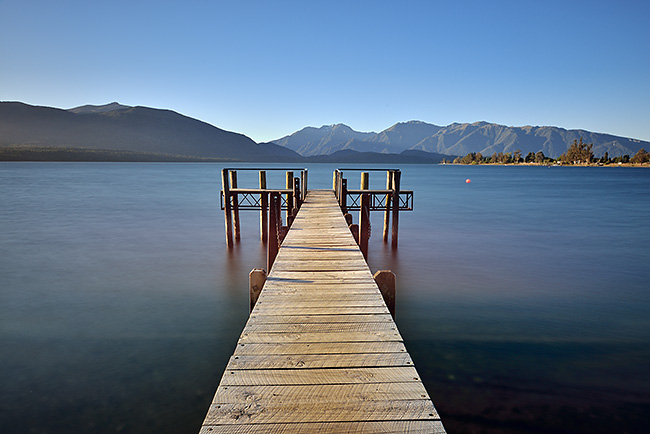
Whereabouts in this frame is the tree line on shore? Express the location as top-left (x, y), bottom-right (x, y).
top-left (448, 138), bottom-right (650, 166)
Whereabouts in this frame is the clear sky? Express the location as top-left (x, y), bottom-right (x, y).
top-left (2, 0), bottom-right (649, 143)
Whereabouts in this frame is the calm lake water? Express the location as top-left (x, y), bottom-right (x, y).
top-left (1, 162), bottom-right (649, 433)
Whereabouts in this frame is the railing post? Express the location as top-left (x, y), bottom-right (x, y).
top-left (221, 169), bottom-right (233, 247)
top-left (286, 171), bottom-right (294, 225)
top-left (359, 172), bottom-right (370, 260)
top-left (383, 170), bottom-right (393, 243)
top-left (249, 268), bottom-right (267, 313)
top-left (391, 170), bottom-right (401, 249)
top-left (259, 170), bottom-right (268, 243)
top-left (293, 176), bottom-right (300, 209)
top-left (267, 192), bottom-right (281, 271)
top-left (373, 270), bottom-right (396, 319)
top-left (229, 170), bottom-right (241, 242)
top-left (341, 178), bottom-right (347, 214)
top-left (301, 170), bottom-right (308, 203)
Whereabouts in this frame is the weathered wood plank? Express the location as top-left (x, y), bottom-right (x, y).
top-left (256, 294), bottom-right (386, 304)
top-left (242, 322), bottom-right (398, 334)
top-left (250, 306), bottom-right (390, 315)
top-left (200, 420), bottom-right (446, 434)
top-left (238, 330), bottom-right (403, 343)
top-left (212, 382), bottom-right (431, 404)
top-left (203, 400), bottom-right (439, 424)
top-left (217, 367), bottom-right (422, 386)
top-left (246, 314), bottom-right (393, 324)
top-left (232, 341), bottom-right (408, 356)
top-left (226, 352), bottom-right (413, 370)
top-left (253, 299), bottom-right (388, 308)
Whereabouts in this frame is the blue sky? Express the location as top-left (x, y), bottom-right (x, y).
top-left (2, 0), bottom-right (649, 143)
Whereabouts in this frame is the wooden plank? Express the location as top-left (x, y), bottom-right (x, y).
top-left (203, 400), bottom-right (439, 424)
top-left (258, 287), bottom-right (381, 295)
top-left (253, 299), bottom-right (388, 308)
top-left (226, 352), bottom-right (413, 370)
top-left (233, 341), bottom-right (408, 356)
top-left (249, 306), bottom-right (390, 315)
top-left (200, 420), bottom-right (446, 434)
top-left (238, 330), bottom-right (402, 344)
top-left (212, 382), bottom-right (431, 404)
top-left (218, 366), bottom-right (424, 386)
top-left (242, 322), bottom-right (398, 335)
top-left (256, 294), bottom-right (385, 303)
top-left (247, 314), bottom-right (393, 324)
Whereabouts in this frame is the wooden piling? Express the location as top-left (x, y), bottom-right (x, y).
top-left (249, 268), bottom-right (267, 313)
top-left (286, 171), bottom-right (294, 225)
top-left (221, 169), bottom-right (233, 247)
top-left (301, 170), bottom-right (308, 202)
top-left (391, 170), bottom-right (401, 249)
top-left (349, 223), bottom-right (360, 245)
top-left (383, 170), bottom-right (393, 243)
top-left (341, 178), bottom-right (348, 214)
top-left (373, 270), bottom-right (396, 319)
top-left (293, 176), bottom-right (301, 211)
top-left (267, 192), bottom-right (281, 271)
top-left (259, 171), bottom-right (268, 243)
top-left (359, 172), bottom-right (370, 260)
top-left (229, 170), bottom-right (241, 242)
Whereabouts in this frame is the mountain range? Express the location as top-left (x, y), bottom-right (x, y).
top-left (1, 101), bottom-right (647, 162)
top-left (0, 102), bottom-right (299, 161)
top-left (272, 121), bottom-right (648, 158)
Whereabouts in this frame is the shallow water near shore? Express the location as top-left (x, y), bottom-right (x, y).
top-left (1, 162), bottom-right (649, 433)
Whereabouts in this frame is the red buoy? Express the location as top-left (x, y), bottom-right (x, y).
top-left (465, 178), bottom-right (471, 183)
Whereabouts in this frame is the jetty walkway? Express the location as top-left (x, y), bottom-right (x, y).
top-left (200, 189), bottom-right (445, 433)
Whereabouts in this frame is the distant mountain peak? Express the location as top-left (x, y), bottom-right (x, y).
top-left (68, 102), bottom-right (131, 114)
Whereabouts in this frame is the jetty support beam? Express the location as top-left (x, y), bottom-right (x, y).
top-left (221, 169), bottom-right (233, 247)
top-left (374, 269), bottom-right (396, 319)
top-left (249, 268), bottom-right (267, 312)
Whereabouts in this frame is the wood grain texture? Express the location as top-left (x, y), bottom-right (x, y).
top-left (203, 399), bottom-right (439, 424)
top-left (199, 190), bottom-right (445, 433)
top-left (200, 421), bottom-right (446, 434)
top-left (212, 382), bottom-right (430, 404)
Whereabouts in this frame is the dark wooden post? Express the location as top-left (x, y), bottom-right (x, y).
top-left (373, 270), bottom-right (396, 319)
top-left (383, 170), bottom-right (393, 243)
top-left (359, 172), bottom-right (370, 260)
top-left (341, 178), bottom-right (347, 214)
top-left (301, 170), bottom-right (308, 204)
top-left (267, 192), bottom-right (281, 271)
top-left (285, 171), bottom-right (294, 224)
top-left (249, 268), bottom-right (267, 313)
top-left (229, 170), bottom-right (241, 242)
top-left (221, 169), bottom-right (233, 247)
top-left (391, 170), bottom-right (401, 249)
top-left (259, 170), bottom-right (268, 243)
top-left (293, 176), bottom-right (300, 210)
top-left (349, 223), bottom-right (360, 245)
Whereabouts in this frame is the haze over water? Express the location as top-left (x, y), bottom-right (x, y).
top-left (1, 162), bottom-right (649, 433)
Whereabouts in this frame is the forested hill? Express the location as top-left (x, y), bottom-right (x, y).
top-left (0, 102), bottom-right (300, 162)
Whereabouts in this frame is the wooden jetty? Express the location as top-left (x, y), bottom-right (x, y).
top-left (200, 186), bottom-right (445, 433)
